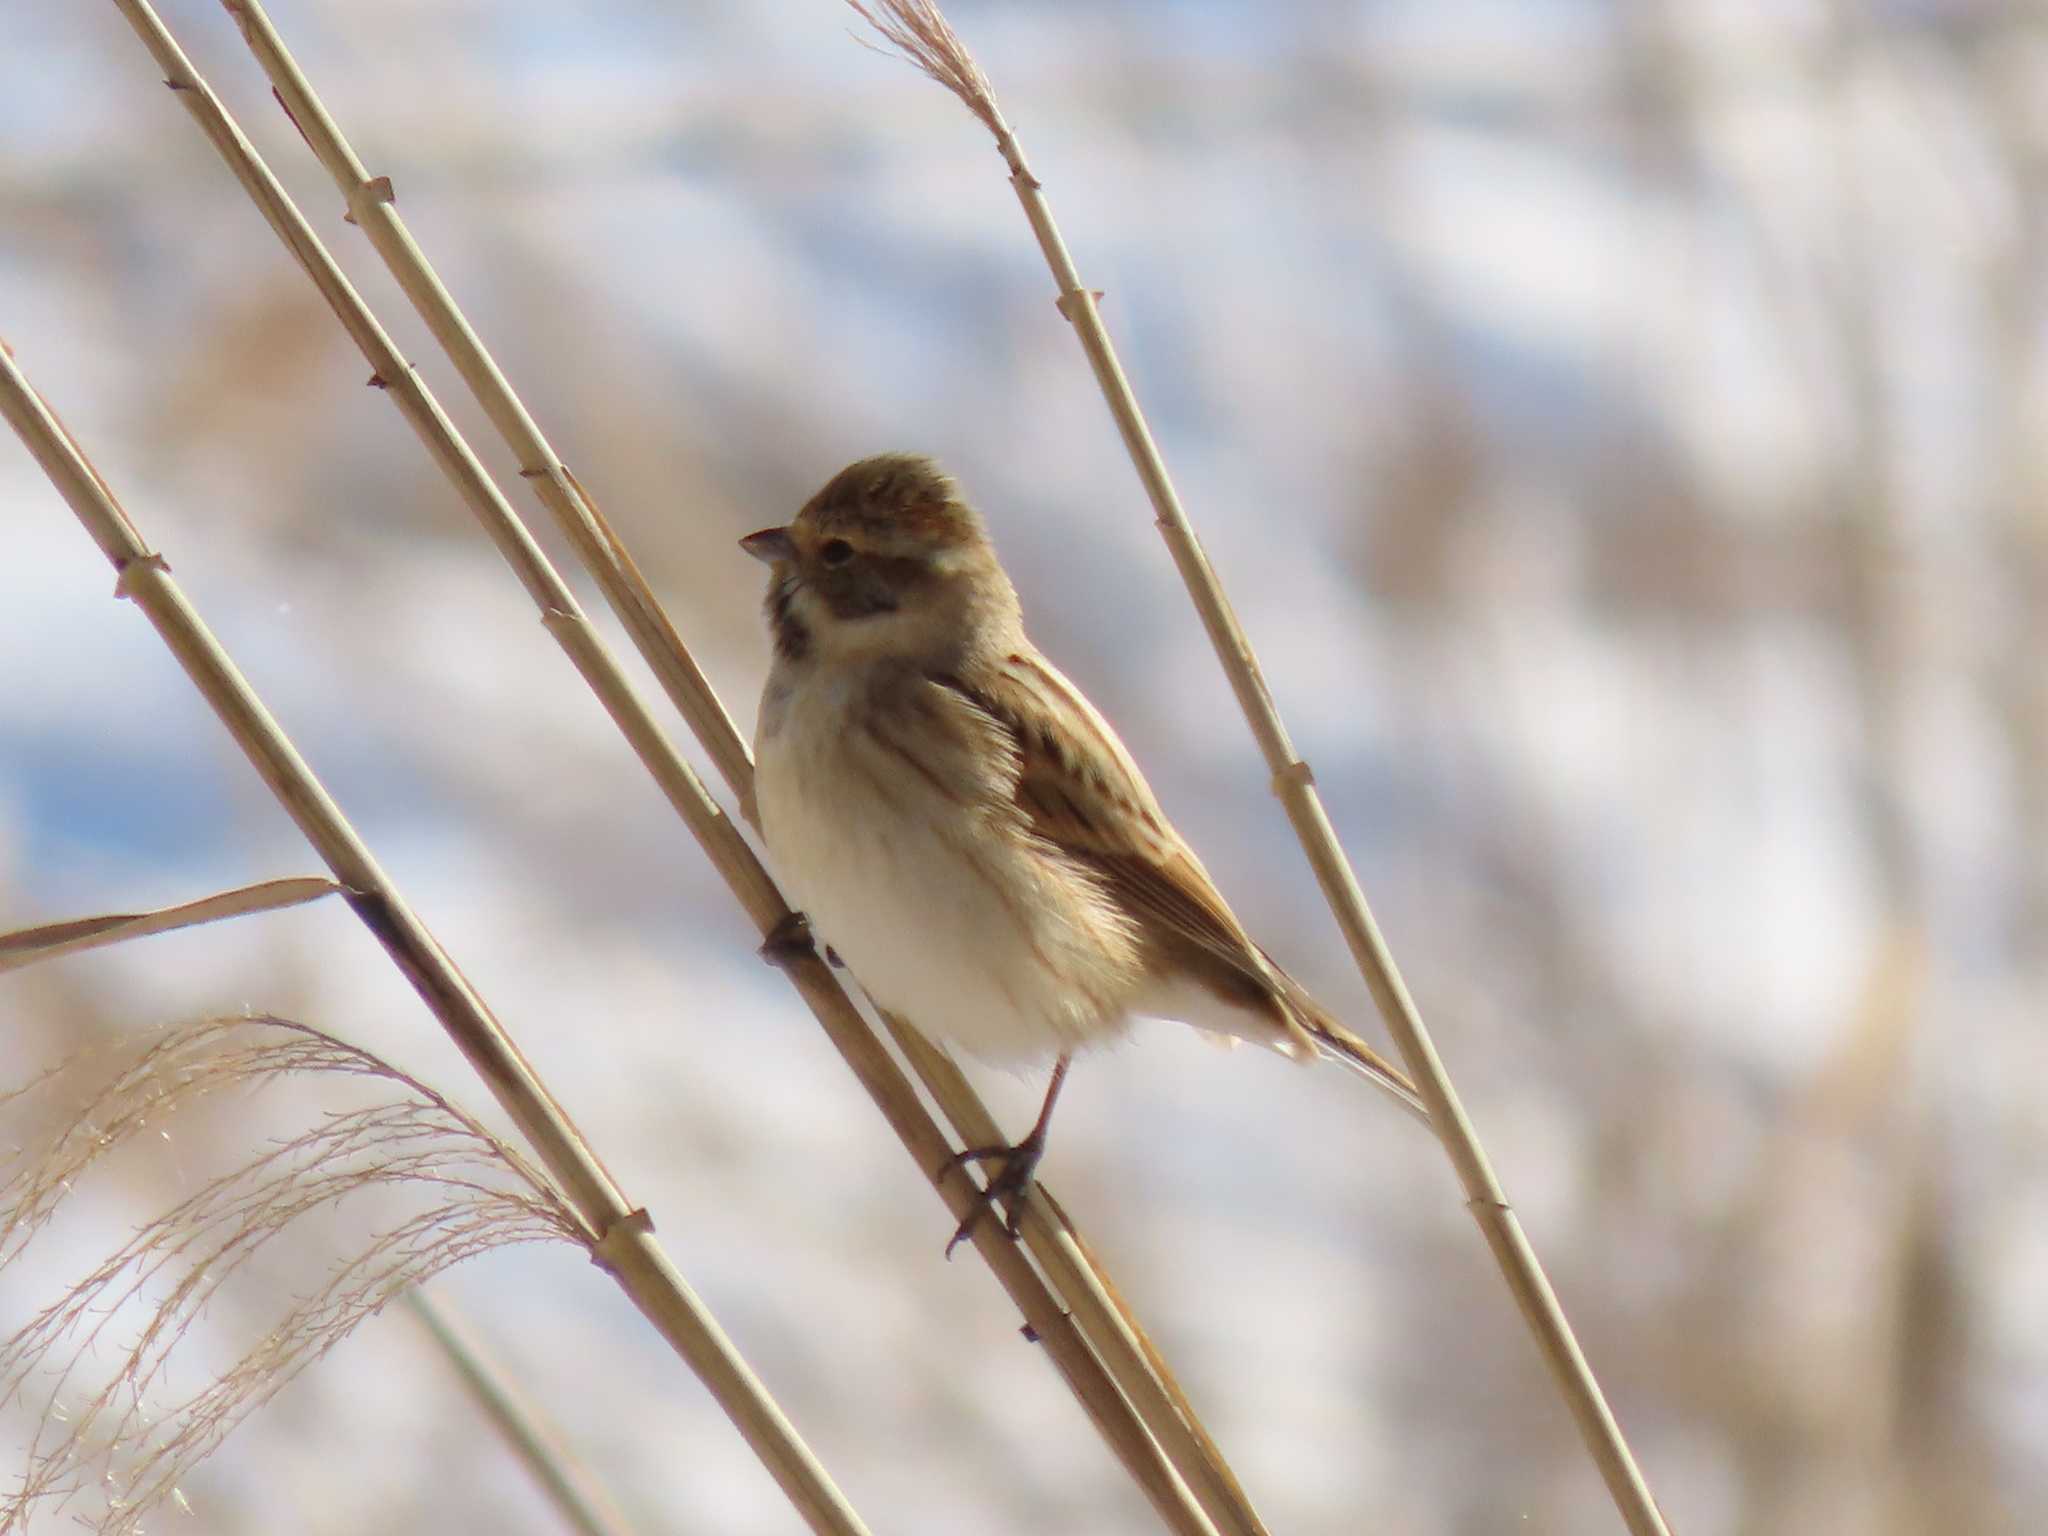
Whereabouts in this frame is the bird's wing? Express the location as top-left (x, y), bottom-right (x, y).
top-left (929, 650), bottom-right (1427, 1122)
top-left (930, 650), bottom-right (1292, 1006)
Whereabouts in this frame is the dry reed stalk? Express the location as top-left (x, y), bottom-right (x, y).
top-left (846, 3), bottom-right (1674, 1532)
top-left (195, 3), bottom-right (1276, 1531)
top-left (0, 337), bottom-right (873, 1536)
top-left (405, 1288), bottom-right (646, 1536)
top-left (0, 1015), bottom-right (585, 1532)
top-left (85, 7), bottom-right (1231, 1531)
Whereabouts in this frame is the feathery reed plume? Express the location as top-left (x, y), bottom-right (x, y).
top-left (846, 0), bottom-right (999, 135)
top-left (0, 1015), bottom-right (584, 1534)
top-left (844, 5), bottom-right (1672, 1533)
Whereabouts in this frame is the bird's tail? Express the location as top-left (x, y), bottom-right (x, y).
top-left (1305, 1015), bottom-right (1431, 1127)
top-left (1261, 952), bottom-right (1431, 1127)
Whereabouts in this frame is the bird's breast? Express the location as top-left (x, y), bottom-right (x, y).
top-left (753, 669), bottom-right (1140, 1063)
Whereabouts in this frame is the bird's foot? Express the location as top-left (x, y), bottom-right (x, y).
top-left (939, 1129), bottom-right (1048, 1259)
top-left (758, 910), bottom-right (841, 968)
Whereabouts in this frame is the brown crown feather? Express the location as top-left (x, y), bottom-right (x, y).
top-left (800, 453), bottom-right (989, 551)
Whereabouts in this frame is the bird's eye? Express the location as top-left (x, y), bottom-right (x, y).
top-left (819, 538), bottom-right (854, 567)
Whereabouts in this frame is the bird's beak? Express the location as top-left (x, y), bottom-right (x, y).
top-left (740, 526), bottom-right (797, 564)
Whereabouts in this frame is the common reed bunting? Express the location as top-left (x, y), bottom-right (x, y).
top-left (745, 454), bottom-right (1425, 1252)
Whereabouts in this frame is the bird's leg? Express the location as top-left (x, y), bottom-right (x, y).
top-left (940, 1053), bottom-right (1071, 1258)
top-left (757, 910), bottom-right (842, 968)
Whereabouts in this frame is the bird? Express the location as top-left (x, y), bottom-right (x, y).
top-left (743, 453), bottom-right (1426, 1253)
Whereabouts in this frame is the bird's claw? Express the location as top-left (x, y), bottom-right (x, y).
top-left (939, 1135), bottom-right (1047, 1259)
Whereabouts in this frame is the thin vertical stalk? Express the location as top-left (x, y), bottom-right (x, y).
top-left (846, 4), bottom-right (1673, 1532)
top-left (405, 1288), bottom-right (646, 1536)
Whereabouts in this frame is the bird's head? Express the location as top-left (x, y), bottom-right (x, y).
top-left (742, 453), bottom-right (1018, 667)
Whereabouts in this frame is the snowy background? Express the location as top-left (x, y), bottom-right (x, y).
top-left (3, 1), bottom-right (2045, 1533)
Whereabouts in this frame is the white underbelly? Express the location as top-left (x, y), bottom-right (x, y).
top-left (756, 698), bottom-right (1132, 1065)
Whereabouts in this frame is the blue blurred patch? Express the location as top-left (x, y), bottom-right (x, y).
top-left (6, 737), bottom-right (233, 879)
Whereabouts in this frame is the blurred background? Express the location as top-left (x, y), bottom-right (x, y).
top-left (3, 1), bottom-right (2044, 1532)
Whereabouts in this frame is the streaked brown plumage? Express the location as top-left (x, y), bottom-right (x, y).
top-left (745, 454), bottom-right (1424, 1248)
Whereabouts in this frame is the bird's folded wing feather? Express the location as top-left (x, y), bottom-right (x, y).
top-left (930, 652), bottom-right (1266, 970)
top-left (928, 652), bottom-right (1429, 1124)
